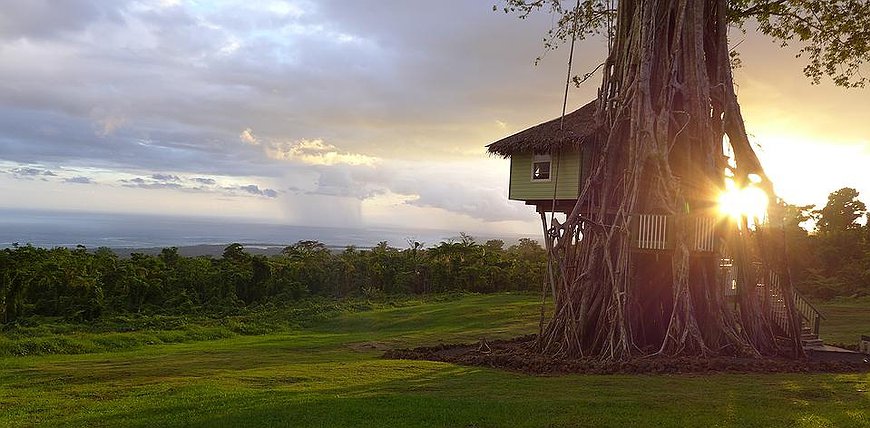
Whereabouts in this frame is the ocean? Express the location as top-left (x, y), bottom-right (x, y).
top-left (0, 209), bottom-right (531, 251)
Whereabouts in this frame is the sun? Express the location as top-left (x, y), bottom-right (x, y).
top-left (718, 176), bottom-right (769, 222)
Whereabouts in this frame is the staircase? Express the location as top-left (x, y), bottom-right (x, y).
top-left (800, 326), bottom-right (824, 348)
top-left (756, 264), bottom-right (868, 362)
top-left (756, 265), bottom-right (825, 349)
top-left (718, 229), bottom-right (864, 361)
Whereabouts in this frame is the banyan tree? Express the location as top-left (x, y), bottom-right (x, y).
top-left (488, 0), bottom-right (869, 360)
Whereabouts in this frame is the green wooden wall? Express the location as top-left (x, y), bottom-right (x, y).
top-left (508, 150), bottom-right (582, 201)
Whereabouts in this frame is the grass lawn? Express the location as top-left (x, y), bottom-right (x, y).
top-left (815, 296), bottom-right (870, 344)
top-left (1, 293), bottom-right (867, 427)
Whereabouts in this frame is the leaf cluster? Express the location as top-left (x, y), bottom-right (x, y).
top-left (730, 0), bottom-right (870, 87)
top-left (498, 0), bottom-right (870, 87)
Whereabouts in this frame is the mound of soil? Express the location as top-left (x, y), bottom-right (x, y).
top-left (383, 335), bottom-right (870, 375)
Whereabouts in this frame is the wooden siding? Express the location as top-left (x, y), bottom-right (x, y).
top-left (508, 150), bottom-right (581, 201)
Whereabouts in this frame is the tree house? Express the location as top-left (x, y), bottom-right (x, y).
top-left (487, 100), bottom-right (718, 255)
top-left (489, 101), bottom-right (595, 215)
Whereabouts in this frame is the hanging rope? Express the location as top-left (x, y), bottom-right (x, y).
top-left (559, 0), bottom-right (582, 132)
top-left (551, 0), bottom-right (582, 218)
top-left (550, 0), bottom-right (582, 228)
top-left (540, 0), bottom-right (583, 334)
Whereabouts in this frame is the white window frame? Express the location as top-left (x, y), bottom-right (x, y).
top-left (531, 154), bottom-right (552, 182)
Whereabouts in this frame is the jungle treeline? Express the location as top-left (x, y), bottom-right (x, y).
top-left (0, 235), bottom-right (546, 323)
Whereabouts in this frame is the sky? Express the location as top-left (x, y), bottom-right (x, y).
top-left (1, 0), bottom-right (868, 237)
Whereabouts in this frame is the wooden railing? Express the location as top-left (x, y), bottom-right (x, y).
top-left (693, 217), bottom-right (716, 252)
top-left (793, 288), bottom-right (824, 336)
top-left (756, 265), bottom-right (823, 337)
top-left (630, 215), bottom-right (717, 252)
top-left (635, 214), bottom-right (669, 250)
top-left (720, 260), bottom-right (823, 337)
top-left (760, 268), bottom-right (789, 333)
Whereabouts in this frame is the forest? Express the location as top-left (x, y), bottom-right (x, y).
top-left (1, 187), bottom-right (868, 324)
top-left (0, 234), bottom-right (546, 323)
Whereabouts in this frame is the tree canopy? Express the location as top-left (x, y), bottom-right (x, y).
top-left (814, 187), bottom-right (868, 234)
top-left (500, 0), bottom-right (870, 87)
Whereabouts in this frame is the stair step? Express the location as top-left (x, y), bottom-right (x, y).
top-left (802, 338), bottom-right (824, 347)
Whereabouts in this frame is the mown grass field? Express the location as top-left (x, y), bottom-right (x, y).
top-left (816, 296), bottom-right (870, 345)
top-left (1, 293), bottom-right (867, 427)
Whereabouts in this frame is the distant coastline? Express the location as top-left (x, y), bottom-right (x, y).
top-left (0, 209), bottom-right (537, 255)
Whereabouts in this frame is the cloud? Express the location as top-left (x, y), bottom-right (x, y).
top-left (0, 0), bottom-right (580, 177)
top-left (240, 128), bottom-right (258, 145)
top-left (65, 176), bottom-right (93, 184)
top-left (1, 0), bottom-right (865, 230)
top-left (10, 167), bottom-right (56, 177)
top-left (120, 177), bottom-right (182, 189)
top-left (0, 1), bottom-right (568, 228)
top-left (95, 115), bottom-right (127, 136)
top-left (301, 164), bottom-right (386, 199)
top-left (120, 174), bottom-right (200, 191)
top-left (265, 139), bottom-right (378, 166)
top-left (281, 158), bottom-right (532, 222)
top-left (237, 184), bottom-right (279, 198)
top-left (385, 160), bottom-right (532, 222)
top-left (116, 173), bottom-right (280, 199)
top-left (151, 173), bottom-right (181, 182)
top-left (0, 0), bottom-right (128, 42)
top-left (192, 177), bottom-right (216, 185)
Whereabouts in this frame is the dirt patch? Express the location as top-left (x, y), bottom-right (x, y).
top-left (383, 335), bottom-right (870, 375)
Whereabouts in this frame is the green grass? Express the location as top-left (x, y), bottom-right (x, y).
top-left (0, 296), bottom-right (463, 357)
top-left (814, 296), bottom-right (870, 344)
top-left (1, 293), bottom-right (867, 427)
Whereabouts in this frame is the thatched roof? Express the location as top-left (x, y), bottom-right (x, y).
top-left (487, 100), bottom-right (598, 157)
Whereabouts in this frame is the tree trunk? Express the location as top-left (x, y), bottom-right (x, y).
top-left (537, 0), bottom-right (803, 360)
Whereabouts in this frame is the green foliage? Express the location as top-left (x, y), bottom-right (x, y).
top-left (731, 1), bottom-right (870, 87)
top-left (787, 187), bottom-right (870, 299)
top-left (814, 187), bottom-right (867, 234)
top-left (499, 1), bottom-right (870, 87)
top-left (0, 239), bottom-right (548, 325)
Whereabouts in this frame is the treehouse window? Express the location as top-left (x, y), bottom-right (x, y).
top-left (532, 154), bottom-right (551, 181)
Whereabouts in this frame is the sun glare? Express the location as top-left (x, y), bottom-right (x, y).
top-left (718, 178), bottom-right (769, 222)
